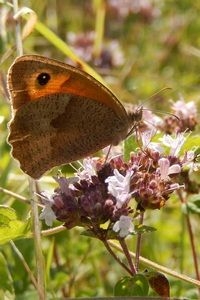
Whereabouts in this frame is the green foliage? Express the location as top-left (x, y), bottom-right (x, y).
top-left (186, 195), bottom-right (200, 214)
top-left (124, 135), bottom-right (139, 161)
top-left (114, 274), bottom-right (149, 296)
top-left (0, 206), bottom-right (31, 244)
top-left (134, 225), bottom-right (156, 234)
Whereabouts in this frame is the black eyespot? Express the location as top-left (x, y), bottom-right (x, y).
top-left (37, 72), bottom-right (51, 86)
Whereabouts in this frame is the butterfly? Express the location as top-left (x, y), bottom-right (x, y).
top-left (7, 55), bottom-right (142, 179)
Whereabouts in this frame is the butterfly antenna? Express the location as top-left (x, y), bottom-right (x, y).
top-left (142, 107), bottom-right (180, 120)
top-left (147, 87), bottom-right (172, 100)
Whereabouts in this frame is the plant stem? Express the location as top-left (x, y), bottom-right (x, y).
top-left (177, 190), bottom-right (200, 296)
top-left (102, 239), bottom-right (132, 275)
top-left (108, 240), bottom-right (200, 288)
top-left (10, 241), bottom-right (39, 292)
top-left (135, 211), bottom-right (144, 271)
top-left (13, 0), bottom-right (23, 55)
top-left (0, 186), bottom-right (30, 203)
top-left (119, 238), bottom-right (136, 275)
top-left (29, 179), bottom-right (46, 300)
top-left (93, 0), bottom-right (105, 58)
top-left (12, 1), bottom-right (46, 297)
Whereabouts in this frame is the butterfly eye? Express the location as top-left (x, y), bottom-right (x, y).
top-left (37, 72), bottom-right (51, 86)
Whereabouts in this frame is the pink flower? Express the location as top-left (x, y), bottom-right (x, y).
top-left (158, 158), bottom-right (181, 180)
top-left (172, 99), bottom-right (197, 119)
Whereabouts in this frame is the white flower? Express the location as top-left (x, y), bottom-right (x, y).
top-left (76, 157), bottom-right (97, 180)
top-left (160, 133), bottom-right (186, 156)
top-left (40, 205), bottom-right (57, 227)
top-left (185, 150), bottom-right (195, 161)
top-left (158, 158), bottom-right (181, 180)
top-left (105, 169), bottom-right (133, 208)
top-left (140, 129), bottom-right (155, 148)
top-left (140, 129), bottom-right (162, 152)
top-left (113, 215), bottom-right (135, 238)
top-left (39, 192), bottom-right (56, 226)
top-left (182, 150), bottom-right (199, 172)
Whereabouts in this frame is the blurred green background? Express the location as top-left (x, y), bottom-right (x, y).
top-left (0, 0), bottom-right (200, 298)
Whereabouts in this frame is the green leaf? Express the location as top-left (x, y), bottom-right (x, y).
top-left (124, 136), bottom-right (139, 161)
top-left (114, 274), bottom-right (149, 296)
top-left (186, 195), bottom-right (200, 215)
top-left (182, 136), bottom-right (200, 153)
top-left (135, 225), bottom-right (157, 234)
top-left (0, 206), bottom-right (31, 245)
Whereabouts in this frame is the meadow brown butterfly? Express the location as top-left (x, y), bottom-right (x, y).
top-left (7, 55), bottom-right (142, 179)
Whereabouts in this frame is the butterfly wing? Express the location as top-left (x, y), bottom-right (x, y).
top-left (7, 55), bottom-right (130, 179)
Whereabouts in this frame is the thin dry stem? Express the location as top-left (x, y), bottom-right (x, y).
top-left (10, 241), bottom-right (39, 291)
top-left (177, 189), bottom-right (200, 296)
top-left (109, 240), bottom-right (200, 288)
top-left (29, 178), bottom-right (46, 300)
top-left (0, 186), bottom-right (30, 203)
top-left (41, 225), bottom-right (200, 287)
top-left (13, 0), bottom-right (23, 55)
top-left (11, 1), bottom-right (46, 297)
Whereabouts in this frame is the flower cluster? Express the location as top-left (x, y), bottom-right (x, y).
top-left (66, 31), bottom-right (124, 68)
top-left (159, 98), bottom-right (198, 134)
top-left (39, 130), bottom-right (194, 239)
top-left (108, 0), bottom-right (160, 22)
